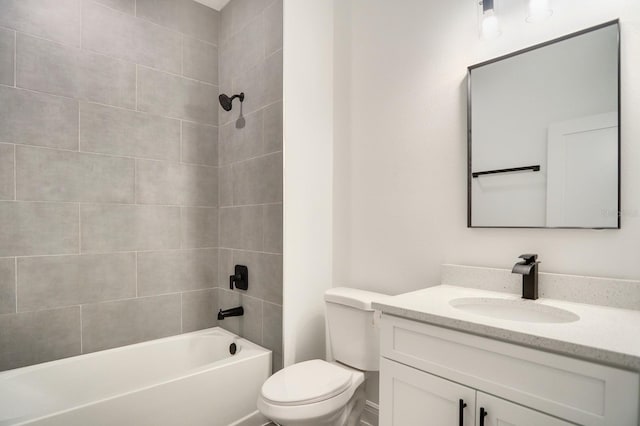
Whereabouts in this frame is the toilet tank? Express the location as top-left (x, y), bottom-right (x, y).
top-left (324, 287), bottom-right (388, 371)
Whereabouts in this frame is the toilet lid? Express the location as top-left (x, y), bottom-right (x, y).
top-left (261, 360), bottom-right (353, 405)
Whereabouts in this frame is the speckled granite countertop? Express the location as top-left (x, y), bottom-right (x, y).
top-left (373, 284), bottom-right (640, 372)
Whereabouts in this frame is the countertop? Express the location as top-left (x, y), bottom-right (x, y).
top-left (372, 285), bottom-right (640, 371)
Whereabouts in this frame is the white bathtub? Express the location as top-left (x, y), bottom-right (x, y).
top-left (0, 327), bottom-right (271, 426)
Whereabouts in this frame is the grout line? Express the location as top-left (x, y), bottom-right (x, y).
top-left (5, 23), bottom-right (220, 88)
top-left (0, 82), bottom-right (220, 128)
top-left (219, 150), bottom-right (283, 168)
top-left (0, 247), bottom-right (234, 261)
top-left (134, 0), bottom-right (137, 17)
top-left (0, 199), bottom-right (225, 210)
top-left (0, 143), bottom-right (220, 170)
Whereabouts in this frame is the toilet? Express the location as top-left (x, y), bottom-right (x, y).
top-left (257, 287), bottom-right (387, 426)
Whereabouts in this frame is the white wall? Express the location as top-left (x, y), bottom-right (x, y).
top-left (333, 0), bottom-right (640, 299)
top-left (282, 0), bottom-right (335, 366)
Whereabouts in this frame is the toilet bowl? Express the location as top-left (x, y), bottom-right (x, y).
top-left (257, 288), bottom-right (387, 426)
top-left (257, 360), bottom-right (365, 426)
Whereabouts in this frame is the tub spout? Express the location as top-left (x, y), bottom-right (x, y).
top-left (218, 306), bottom-right (244, 320)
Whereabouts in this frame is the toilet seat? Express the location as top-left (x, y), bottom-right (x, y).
top-left (257, 360), bottom-right (365, 424)
top-left (261, 360), bottom-right (353, 405)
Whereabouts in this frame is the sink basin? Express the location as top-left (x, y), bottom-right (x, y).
top-left (449, 297), bottom-right (580, 323)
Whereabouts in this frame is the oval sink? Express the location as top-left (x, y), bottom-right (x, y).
top-left (449, 297), bottom-right (580, 323)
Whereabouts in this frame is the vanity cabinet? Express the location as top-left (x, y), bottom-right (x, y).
top-left (381, 358), bottom-right (572, 426)
top-left (379, 315), bottom-right (639, 426)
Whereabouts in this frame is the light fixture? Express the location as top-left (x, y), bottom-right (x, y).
top-left (479, 0), bottom-right (501, 40)
top-left (526, 0), bottom-right (553, 23)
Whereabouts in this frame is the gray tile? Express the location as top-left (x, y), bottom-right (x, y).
top-left (0, 144), bottom-right (14, 200)
top-left (0, 86), bottom-right (78, 150)
top-left (0, 258), bottom-right (16, 315)
top-left (136, 0), bottom-right (220, 45)
top-left (272, 352), bottom-right (283, 373)
top-left (217, 248), bottom-right (233, 289)
top-left (80, 102), bottom-right (180, 161)
top-left (219, 0), bottom-right (267, 43)
top-left (80, 204), bottom-right (180, 252)
top-left (136, 160), bottom-right (218, 206)
top-left (0, 28), bottom-right (15, 86)
top-left (17, 253), bottom-right (136, 312)
top-left (233, 250), bottom-right (282, 305)
top-left (219, 109), bottom-right (263, 165)
top-left (16, 34), bottom-right (136, 108)
top-left (82, 1), bottom-right (182, 74)
top-left (92, 0), bottom-right (134, 14)
top-left (218, 165), bottom-right (234, 207)
top-left (217, 288), bottom-right (262, 344)
top-left (263, 203), bottom-right (282, 253)
top-left (137, 248), bottom-right (217, 296)
top-left (0, 202), bottom-right (79, 257)
top-left (219, 206), bottom-right (263, 251)
top-left (263, 0), bottom-right (282, 57)
top-left (263, 101), bottom-right (282, 154)
top-left (16, 146), bottom-right (135, 203)
top-left (264, 48), bottom-right (282, 105)
top-left (0, 0), bottom-right (81, 46)
top-left (219, 1), bottom-right (233, 42)
top-left (231, 62), bottom-right (264, 117)
top-left (181, 121), bottom-right (218, 166)
top-left (137, 67), bottom-right (217, 124)
top-left (262, 301), bottom-right (282, 353)
top-left (183, 37), bottom-right (218, 84)
top-left (219, 17), bottom-right (264, 79)
top-left (182, 288), bottom-right (218, 332)
top-left (0, 307), bottom-right (81, 371)
top-left (81, 294), bottom-right (181, 353)
top-left (181, 207), bottom-right (218, 249)
top-left (233, 153), bottom-right (282, 205)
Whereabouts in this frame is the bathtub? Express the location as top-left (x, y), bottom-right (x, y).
top-left (0, 327), bottom-right (271, 426)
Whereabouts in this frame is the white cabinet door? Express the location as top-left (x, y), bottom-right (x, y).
top-left (476, 392), bottom-right (573, 426)
top-left (380, 358), bottom-right (476, 426)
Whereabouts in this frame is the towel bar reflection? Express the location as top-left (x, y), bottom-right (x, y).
top-left (472, 165), bottom-right (540, 178)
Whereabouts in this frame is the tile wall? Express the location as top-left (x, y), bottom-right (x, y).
top-left (0, 0), bottom-right (222, 371)
top-left (217, 0), bottom-right (284, 372)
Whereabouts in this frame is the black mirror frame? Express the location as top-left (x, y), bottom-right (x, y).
top-left (466, 20), bottom-right (621, 229)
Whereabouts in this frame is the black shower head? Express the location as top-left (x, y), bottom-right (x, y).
top-left (218, 92), bottom-right (245, 111)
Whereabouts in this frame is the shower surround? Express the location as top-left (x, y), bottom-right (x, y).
top-left (217, 0), bottom-right (284, 371)
top-left (0, 0), bottom-right (283, 372)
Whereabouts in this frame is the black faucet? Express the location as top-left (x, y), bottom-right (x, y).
top-left (512, 254), bottom-right (540, 300)
top-left (218, 306), bottom-right (244, 320)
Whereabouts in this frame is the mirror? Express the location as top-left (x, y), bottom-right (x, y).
top-left (468, 21), bottom-right (620, 228)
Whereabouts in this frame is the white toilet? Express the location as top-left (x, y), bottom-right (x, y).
top-left (257, 287), bottom-right (386, 426)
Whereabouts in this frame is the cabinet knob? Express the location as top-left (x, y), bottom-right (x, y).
top-left (458, 399), bottom-right (467, 426)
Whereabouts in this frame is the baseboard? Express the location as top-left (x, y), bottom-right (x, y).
top-left (361, 400), bottom-right (379, 426)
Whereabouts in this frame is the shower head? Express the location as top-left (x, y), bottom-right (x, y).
top-left (218, 92), bottom-right (245, 111)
